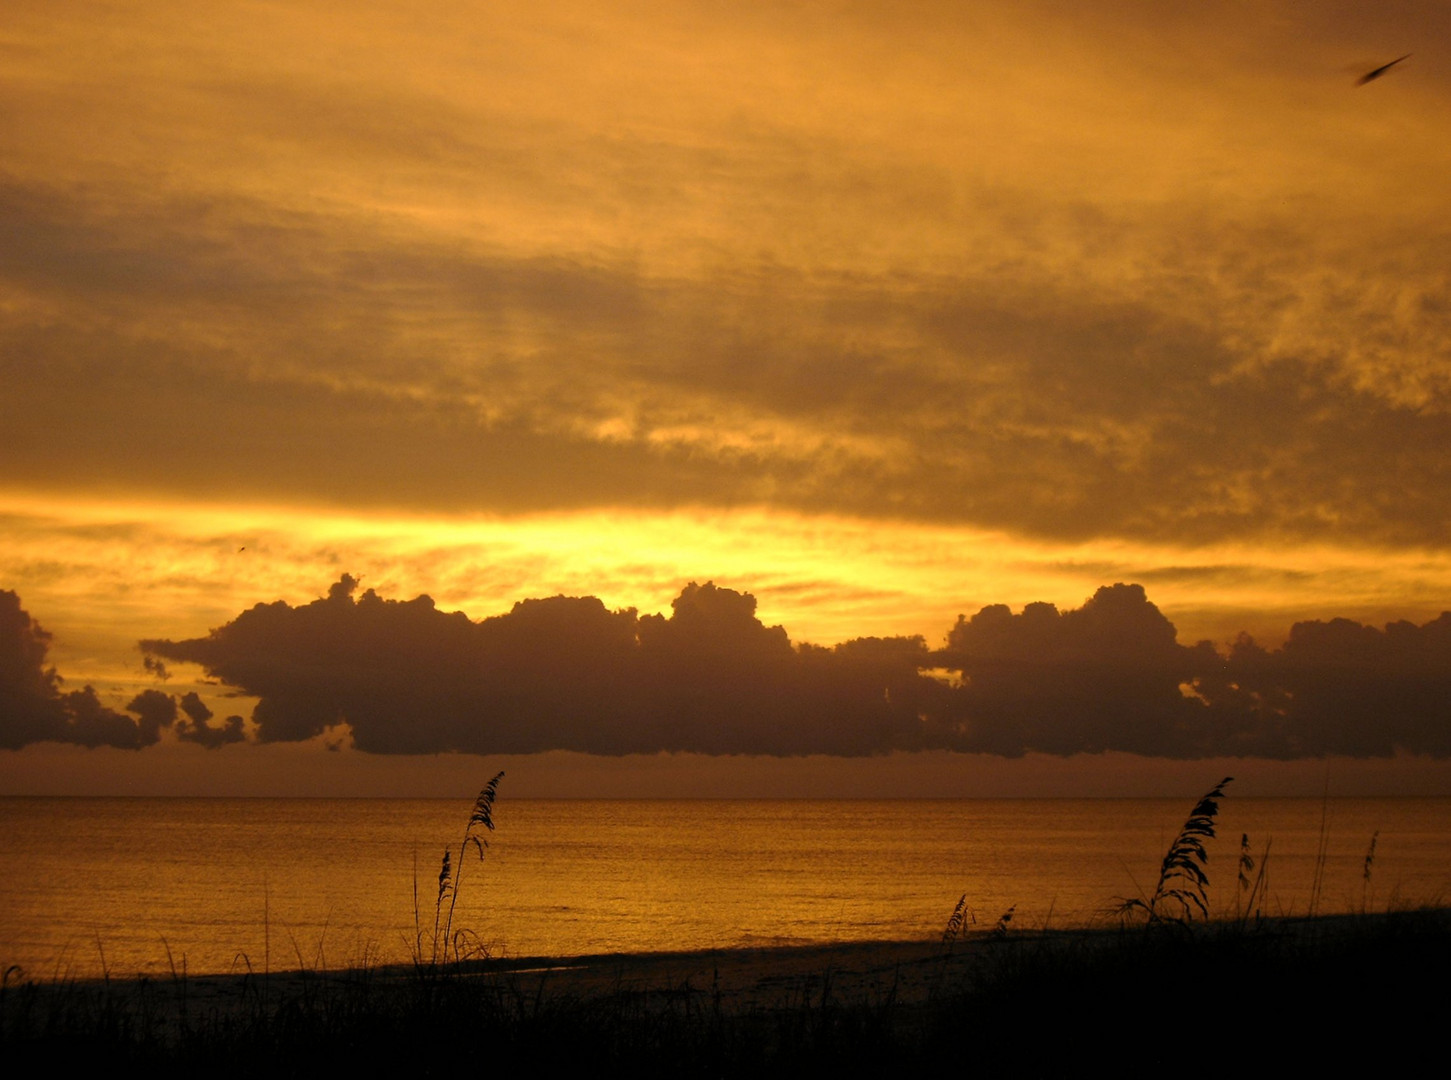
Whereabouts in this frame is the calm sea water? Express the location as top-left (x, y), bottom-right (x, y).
top-left (2, 797), bottom-right (1448, 980)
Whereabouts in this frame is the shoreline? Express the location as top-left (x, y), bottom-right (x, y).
top-left (10, 907), bottom-right (1446, 1012)
top-left (6, 935), bottom-right (979, 1014)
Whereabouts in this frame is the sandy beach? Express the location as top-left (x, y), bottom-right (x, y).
top-left (9, 934), bottom-right (988, 1020)
top-left (11, 910), bottom-right (1440, 1023)
top-left (6, 911), bottom-right (1448, 1073)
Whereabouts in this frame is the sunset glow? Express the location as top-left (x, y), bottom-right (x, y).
top-left (4, 2), bottom-right (1450, 794)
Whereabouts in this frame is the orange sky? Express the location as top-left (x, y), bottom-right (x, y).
top-left (3, 2), bottom-right (1450, 795)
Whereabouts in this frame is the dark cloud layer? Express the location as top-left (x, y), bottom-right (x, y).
top-left (8, 575), bottom-right (1448, 759)
top-left (139, 576), bottom-right (933, 756)
top-left (135, 577), bottom-right (1451, 760)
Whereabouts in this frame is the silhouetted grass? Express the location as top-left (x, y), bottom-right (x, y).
top-left (416, 771), bottom-right (504, 970)
top-left (7, 909), bottom-right (1447, 1075)
top-left (1115, 776), bottom-right (1232, 925)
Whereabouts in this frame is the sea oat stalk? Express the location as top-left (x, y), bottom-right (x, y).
top-left (1116, 777), bottom-right (1232, 925)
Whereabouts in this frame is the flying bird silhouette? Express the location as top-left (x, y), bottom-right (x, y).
top-left (1356, 54), bottom-right (1410, 86)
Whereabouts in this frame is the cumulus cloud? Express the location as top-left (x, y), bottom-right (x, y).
top-left (174, 691), bottom-right (247, 749)
top-left (143, 576), bottom-right (934, 756)
top-left (0, 590), bottom-right (169, 750)
top-left (124, 688), bottom-right (178, 743)
top-left (0, 590), bottom-right (254, 751)
top-left (937, 584), bottom-right (1202, 757)
top-left (141, 577), bottom-right (1451, 760)
top-left (1221, 616), bottom-right (1451, 758)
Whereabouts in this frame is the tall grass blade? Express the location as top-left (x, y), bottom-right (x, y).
top-left (1116, 777), bottom-right (1232, 926)
top-left (443, 771), bottom-right (504, 961)
top-left (1309, 764), bottom-right (1331, 917)
top-left (942, 894), bottom-right (971, 946)
top-left (1361, 830), bottom-right (1379, 914)
top-left (991, 905), bottom-right (1016, 939)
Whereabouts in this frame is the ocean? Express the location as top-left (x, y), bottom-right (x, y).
top-left (3, 796), bottom-right (1448, 980)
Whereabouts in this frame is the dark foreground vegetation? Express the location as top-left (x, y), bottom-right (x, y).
top-left (5, 909), bottom-right (1448, 1077)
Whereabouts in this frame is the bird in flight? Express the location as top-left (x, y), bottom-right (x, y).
top-left (1356, 54), bottom-right (1410, 86)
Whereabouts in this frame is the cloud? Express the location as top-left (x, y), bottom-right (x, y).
top-left (143, 575), bottom-right (935, 756)
top-left (0, 589), bottom-right (251, 751)
top-left (141, 576), bottom-right (1451, 760)
top-left (174, 691), bottom-right (247, 749)
top-left (942, 588), bottom-right (1451, 760)
top-left (8, 207), bottom-right (1451, 548)
top-left (1225, 615), bottom-right (1451, 758)
top-left (0, 590), bottom-right (169, 749)
top-left (124, 688), bottom-right (178, 742)
top-left (4, 6), bottom-right (1451, 550)
top-left (938, 584), bottom-right (1202, 757)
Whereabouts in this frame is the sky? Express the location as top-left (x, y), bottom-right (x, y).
top-left (3, 1), bottom-right (1450, 796)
